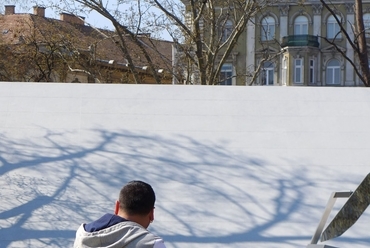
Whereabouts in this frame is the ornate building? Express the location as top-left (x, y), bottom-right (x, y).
top-left (180, 1), bottom-right (370, 86)
top-left (244, 1), bottom-right (369, 86)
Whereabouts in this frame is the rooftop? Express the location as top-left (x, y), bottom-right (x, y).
top-left (0, 5), bottom-right (172, 71)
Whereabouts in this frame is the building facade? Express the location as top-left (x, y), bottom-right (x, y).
top-left (180, 1), bottom-right (370, 86)
top-left (246, 0), bottom-right (370, 86)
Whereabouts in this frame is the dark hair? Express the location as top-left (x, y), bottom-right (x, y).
top-left (119, 181), bottom-right (156, 215)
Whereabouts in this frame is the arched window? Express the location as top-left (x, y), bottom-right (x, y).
top-left (294, 16), bottom-right (308, 35)
top-left (363, 13), bottom-right (370, 37)
top-left (327, 15), bottom-right (341, 39)
top-left (326, 59), bottom-right (341, 85)
top-left (262, 61), bottom-right (274, 85)
top-left (221, 20), bottom-right (233, 42)
top-left (261, 16), bottom-right (275, 41)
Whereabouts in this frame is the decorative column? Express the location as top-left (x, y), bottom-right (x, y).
top-left (279, 5), bottom-right (289, 40)
top-left (279, 5), bottom-right (289, 86)
top-left (341, 58), bottom-right (345, 86)
top-left (246, 16), bottom-right (255, 85)
top-left (312, 4), bottom-right (322, 36)
top-left (312, 3), bottom-right (322, 85)
top-left (345, 3), bottom-right (355, 86)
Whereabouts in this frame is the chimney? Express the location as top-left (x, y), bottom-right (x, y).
top-left (5, 5), bottom-right (15, 15)
top-left (33, 6), bottom-right (45, 17)
top-left (60, 12), bottom-right (85, 26)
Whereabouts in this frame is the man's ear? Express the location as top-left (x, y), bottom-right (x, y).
top-left (114, 200), bottom-right (120, 215)
top-left (149, 208), bottom-right (154, 222)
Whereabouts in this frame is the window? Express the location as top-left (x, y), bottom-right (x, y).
top-left (326, 59), bottom-right (341, 85)
top-left (262, 61), bottom-right (274, 85)
top-left (294, 16), bottom-right (308, 35)
top-left (364, 13), bottom-right (370, 37)
top-left (221, 20), bottom-right (233, 42)
top-left (261, 16), bottom-right (275, 41)
top-left (294, 58), bottom-right (303, 84)
top-left (327, 15), bottom-right (341, 39)
top-left (220, 63), bottom-right (233, 85)
top-left (309, 59), bottom-right (315, 84)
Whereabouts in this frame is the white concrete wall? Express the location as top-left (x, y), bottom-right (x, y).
top-left (0, 82), bottom-right (369, 248)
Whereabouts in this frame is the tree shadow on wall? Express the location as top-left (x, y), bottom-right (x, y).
top-left (0, 130), bottom-right (367, 248)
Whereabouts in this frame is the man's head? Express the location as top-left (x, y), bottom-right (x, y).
top-left (115, 180), bottom-right (156, 228)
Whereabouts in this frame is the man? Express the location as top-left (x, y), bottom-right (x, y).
top-left (74, 181), bottom-right (166, 248)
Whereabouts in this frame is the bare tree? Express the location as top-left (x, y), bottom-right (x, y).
top-left (41, 0), bottom-right (278, 85)
top-left (151, 0), bottom-right (279, 85)
top-left (319, 0), bottom-right (370, 87)
top-left (50, 0), bottom-right (170, 84)
top-left (0, 15), bottom-right (100, 82)
top-left (0, 12), bottom-right (128, 83)
top-left (0, 17), bottom-right (66, 82)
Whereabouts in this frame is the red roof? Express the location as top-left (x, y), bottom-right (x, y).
top-left (0, 11), bottom-right (173, 71)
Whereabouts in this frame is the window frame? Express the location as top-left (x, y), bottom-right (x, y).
top-left (261, 16), bottom-right (275, 41)
top-left (262, 61), bottom-right (274, 85)
top-left (294, 16), bottom-right (308, 35)
top-left (221, 20), bottom-right (233, 42)
top-left (220, 63), bottom-right (233, 85)
top-left (363, 13), bottom-right (370, 37)
top-left (327, 15), bottom-right (342, 39)
top-left (326, 59), bottom-right (341, 85)
top-left (309, 59), bottom-right (315, 84)
top-left (294, 58), bottom-right (303, 84)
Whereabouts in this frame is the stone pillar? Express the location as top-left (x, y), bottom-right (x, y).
top-left (246, 17), bottom-right (255, 85)
top-left (278, 5), bottom-right (289, 86)
top-left (312, 4), bottom-right (322, 85)
top-left (341, 61), bottom-right (345, 86)
top-left (279, 5), bottom-right (289, 40)
top-left (317, 52), bottom-right (322, 86)
top-left (312, 4), bottom-right (322, 36)
top-left (345, 3), bottom-right (355, 86)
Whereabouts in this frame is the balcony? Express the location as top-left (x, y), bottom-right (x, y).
top-left (281, 35), bottom-right (319, 48)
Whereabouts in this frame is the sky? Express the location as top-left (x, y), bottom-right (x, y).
top-left (1, 82), bottom-right (370, 248)
top-left (2, 2), bottom-right (113, 29)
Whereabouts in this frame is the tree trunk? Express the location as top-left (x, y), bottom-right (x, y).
top-left (355, 0), bottom-right (370, 86)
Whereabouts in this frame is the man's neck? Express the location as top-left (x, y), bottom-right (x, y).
top-left (117, 212), bottom-right (148, 228)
